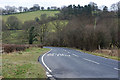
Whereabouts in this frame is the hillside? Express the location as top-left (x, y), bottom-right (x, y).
top-left (2, 11), bottom-right (59, 23)
top-left (2, 11), bottom-right (68, 44)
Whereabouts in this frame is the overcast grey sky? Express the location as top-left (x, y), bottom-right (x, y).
top-left (0, 0), bottom-right (119, 9)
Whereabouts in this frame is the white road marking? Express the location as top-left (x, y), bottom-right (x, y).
top-left (47, 53), bottom-right (70, 57)
top-left (41, 49), bottom-right (52, 72)
top-left (83, 58), bottom-right (100, 64)
top-left (46, 72), bottom-right (49, 75)
top-left (114, 68), bottom-right (120, 71)
top-left (47, 53), bottom-right (55, 56)
top-left (65, 55), bottom-right (71, 57)
top-left (68, 52), bottom-right (70, 53)
top-left (57, 54), bottom-right (60, 56)
top-left (73, 54), bottom-right (79, 57)
top-left (76, 49), bottom-right (119, 61)
top-left (46, 72), bottom-right (53, 77)
top-left (47, 74), bottom-right (53, 77)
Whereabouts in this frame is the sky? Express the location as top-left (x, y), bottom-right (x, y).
top-left (0, 0), bottom-right (119, 9)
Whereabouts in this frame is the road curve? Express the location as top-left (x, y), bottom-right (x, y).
top-left (39, 47), bottom-right (119, 79)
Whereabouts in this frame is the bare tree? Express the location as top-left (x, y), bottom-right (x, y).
top-left (18, 6), bottom-right (23, 12)
top-left (6, 16), bottom-right (22, 30)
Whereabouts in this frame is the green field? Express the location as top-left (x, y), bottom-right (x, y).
top-left (2, 47), bottom-right (50, 78)
top-left (2, 11), bottom-right (59, 23)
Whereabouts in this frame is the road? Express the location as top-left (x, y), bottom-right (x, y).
top-left (39, 47), bottom-right (119, 80)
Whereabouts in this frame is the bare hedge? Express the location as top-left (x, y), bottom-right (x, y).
top-left (2, 44), bottom-right (43, 53)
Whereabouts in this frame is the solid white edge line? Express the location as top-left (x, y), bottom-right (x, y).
top-left (83, 58), bottom-right (100, 64)
top-left (41, 49), bottom-right (52, 72)
top-left (114, 68), bottom-right (120, 71)
top-left (76, 50), bottom-right (119, 61)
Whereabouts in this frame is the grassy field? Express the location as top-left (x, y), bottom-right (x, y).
top-left (2, 11), bottom-right (59, 23)
top-left (2, 47), bottom-right (50, 78)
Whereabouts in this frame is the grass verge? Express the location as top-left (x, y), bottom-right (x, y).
top-left (76, 49), bottom-right (120, 61)
top-left (2, 47), bottom-right (50, 78)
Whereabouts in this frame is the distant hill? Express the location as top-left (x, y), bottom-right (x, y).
top-left (2, 11), bottom-right (59, 23)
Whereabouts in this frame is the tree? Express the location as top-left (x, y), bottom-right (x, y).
top-left (6, 16), bottom-right (21, 30)
top-left (89, 2), bottom-right (98, 11)
top-left (41, 7), bottom-right (44, 10)
top-left (33, 4), bottom-right (40, 10)
top-left (18, 6), bottom-right (23, 12)
top-left (29, 4), bottom-right (40, 11)
top-left (77, 4), bottom-right (82, 14)
top-left (103, 6), bottom-right (108, 12)
top-left (111, 3), bottom-right (118, 11)
top-left (29, 27), bottom-right (35, 44)
top-left (1, 20), bottom-right (7, 31)
top-left (23, 7), bottom-right (28, 12)
top-left (117, 1), bottom-right (120, 48)
top-left (39, 14), bottom-right (48, 44)
top-left (51, 20), bottom-right (67, 46)
top-left (57, 8), bottom-right (60, 11)
top-left (5, 6), bottom-right (17, 14)
top-left (22, 20), bottom-right (39, 44)
top-left (33, 4), bottom-right (40, 8)
top-left (47, 7), bottom-right (50, 10)
top-left (5, 6), bottom-right (11, 14)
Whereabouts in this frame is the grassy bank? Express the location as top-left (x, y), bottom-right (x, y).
top-left (2, 47), bottom-right (50, 78)
top-left (76, 49), bottom-right (120, 61)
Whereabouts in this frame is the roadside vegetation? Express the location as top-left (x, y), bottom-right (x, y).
top-left (2, 47), bottom-right (50, 78)
top-left (76, 49), bottom-right (120, 61)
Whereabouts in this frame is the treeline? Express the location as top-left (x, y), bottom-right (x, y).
top-left (62, 13), bottom-right (118, 50)
top-left (59, 2), bottom-right (109, 20)
top-left (47, 2), bottom-right (119, 50)
top-left (1, 4), bottom-right (60, 15)
top-left (2, 1), bottom-right (120, 51)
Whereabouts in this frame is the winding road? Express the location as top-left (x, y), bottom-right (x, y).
top-left (39, 47), bottom-right (120, 80)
